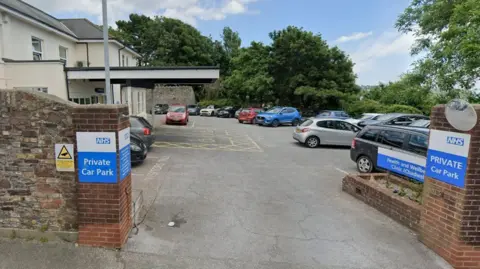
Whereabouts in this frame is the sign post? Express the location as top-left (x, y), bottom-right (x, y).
top-left (76, 132), bottom-right (117, 183)
top-left (425, 129), bottom-right (470, 187)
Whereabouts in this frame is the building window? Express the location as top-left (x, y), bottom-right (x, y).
top-left (122, 55), bottom-right (125, 66)
top-left (32, 37), bottom-right (42, 60)
top-left (59, 46), bottom-right (67, 63)
top-left (126, 57), bottom-right (129, 66)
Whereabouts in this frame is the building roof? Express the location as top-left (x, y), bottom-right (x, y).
top-left (60, 19), bottom-right (103, 39)
top-left (0, 0), bottom-right (77, 37)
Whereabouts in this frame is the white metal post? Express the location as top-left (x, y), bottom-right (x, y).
top-left (102, 0), bottom-right (112, 104)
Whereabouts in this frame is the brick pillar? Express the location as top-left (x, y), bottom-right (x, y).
top-left (73, 105), bottom-right (132, 248)
top-left (420, 105), bottom-right (480, 269)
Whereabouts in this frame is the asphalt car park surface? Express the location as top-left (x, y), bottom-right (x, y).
top-left (126, 115), bottom-right (451, 269)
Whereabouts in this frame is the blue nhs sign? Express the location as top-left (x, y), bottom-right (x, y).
top-left (426, 130), bottom-right (470, 188)
top-left (96, 137), bottom-right (111, 144)
top-left (446, 136), bottom-right (464, 146)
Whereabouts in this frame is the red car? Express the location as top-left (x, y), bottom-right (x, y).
top-left (238, 108), bottom-right (263, 124)
top-left (166, 104), bottom-right (189, 125)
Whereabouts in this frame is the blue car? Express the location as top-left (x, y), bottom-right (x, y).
top-left (316, 110), bottom-right (350, 119)
top-left (256, 107), bottom-right (302, 127)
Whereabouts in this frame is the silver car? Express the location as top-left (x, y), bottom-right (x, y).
top-left (293, 118), bottom-right (361, 148)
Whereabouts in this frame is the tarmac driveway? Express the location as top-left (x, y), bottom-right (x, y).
top-left (0, 116), bottom-right (451, 269)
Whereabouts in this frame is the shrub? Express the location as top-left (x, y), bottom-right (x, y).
top-left (381, 104), bottom-right (422, 114)
top-left (344, 99), bottom-right (385, 117)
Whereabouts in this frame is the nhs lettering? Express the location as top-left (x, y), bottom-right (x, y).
top-left (426, 130), bottom-right (470, 188)
top-left (446, 136), bottom-right (464, 146)
top-left (96, 137), bottom-right (111, 144)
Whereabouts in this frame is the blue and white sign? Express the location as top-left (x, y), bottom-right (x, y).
top-left (377, 148), bottom-right (426, 182)
top-left (119, 128), bottom-right (131, 181)
top-left (426, 130), bottom-right (470, 188)
top-left (76, 132), bottom-right (117, 183)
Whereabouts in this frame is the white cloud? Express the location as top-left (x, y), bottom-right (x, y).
top-left (338, 30), bottom-right (416, 85)
top-left (24, 0), bottom-right (258, 26)
top-left (335, 31), bottom-right (373, 43)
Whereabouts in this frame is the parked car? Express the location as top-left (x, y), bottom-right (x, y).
top-left (293, 118), bottom-right (361, 148)
top-left (256, 107), bottom-right (302, 127)
top-left (187, 104), bottom-right (200, 115)
top-left (238, 108), bottom-right (263, 124)
top-left (345, 113), bottom-right (383, 125)
top-left (357, 113), bottom-right (429, 127)
top-left (408, 119), bottom-right (430, 128)
top-left (217, 106), bottom-right (239, 118)
top-left (235, 108), bottom-right (242, 118)
top-left (166, 104), bottom-right (189, 125)
top-left (130, 133), bottom-right (148, 164)
top-left (350, 125), bottom-right (428, 173)
top-left (316, 110), bottom-right (351, 119)
top-left (200, 105), bottom-right (219, 116)
top-left (154, 104), bottom-right (169, 114)
top-left (129, 116), bottom-right (154, 148)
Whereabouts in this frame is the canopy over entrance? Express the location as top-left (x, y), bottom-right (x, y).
top-left (66, 66), bottom-right (220, 88)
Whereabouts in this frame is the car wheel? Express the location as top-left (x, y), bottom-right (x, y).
top-left (210, 111), bottom-right (214, 116)
top-left (251, 117), bottom-right (256, 124)
top-left (272, 119), bottom-right (280, 127)
top-left (238, 120), bottom-right (243, 123)
top-left (357, 155), bottom-right (373, 173)
top-left (292, 118), bottom-right (300, 126)
top-left (305, 136), bottom-right (320, 148)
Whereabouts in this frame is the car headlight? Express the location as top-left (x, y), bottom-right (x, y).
top-left (130, 144), bottom-right (141, 151)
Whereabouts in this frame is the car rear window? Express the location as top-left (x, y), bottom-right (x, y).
top-left (378, 130), bottom-right (406, 148)
top-left (129, 118), bottom-right (144, 128)
top-left (359, 128), bottom-right (380, 142)
top-left (301, 119), bottom-right (313, 126)
top-left (407, 134), bottom-right (428, 156)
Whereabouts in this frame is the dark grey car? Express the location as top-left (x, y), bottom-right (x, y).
top-left (129, 116), bottom-right (155, 148)
top-left (187, 104), bottom-right (200, 115)
top-left (357, 113), bottom-right (429, 127)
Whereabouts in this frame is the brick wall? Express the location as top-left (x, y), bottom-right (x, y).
top-left (0, 89), bottom-right (77, 231)
top-left (73, 105), bottom-right (132, 248)
top-left (342, 173), bottom-right (422, 231)
top-left (419, 105), bottom-right (480, 269)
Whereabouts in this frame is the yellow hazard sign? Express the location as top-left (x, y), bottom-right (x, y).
top-left (55, 144), bottom-right (74, 172)
top-left (57, 145), bottom-right (72, 159)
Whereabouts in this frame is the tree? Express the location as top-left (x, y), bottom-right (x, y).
top-left (268, 26), bottom-right (357, 107)
top-left (396, 0), bottom-right (480, 95)
top-left (111, 15), bottom-right (217, 67)
top-left (223, 42), bottom-right (273, 104)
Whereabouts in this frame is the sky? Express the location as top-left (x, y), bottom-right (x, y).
top-left (26, 0), bottom-right (416, 86)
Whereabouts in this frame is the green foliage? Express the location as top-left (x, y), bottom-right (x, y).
top-left (198, 99), bottom-right (236, 107)
top-left (382, 105), bottom-right (422, 114)
top-left (39, 237), bottom-right (48, 243)
top-left (343, 99), bottom-right (385, 117)
top-left (396, 0), bottom-right (480, 94)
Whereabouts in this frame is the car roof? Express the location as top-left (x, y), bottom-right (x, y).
top-left (312, 118), bottom-right (355, 123)
top-left (365, 124), bottom-right (430, 135)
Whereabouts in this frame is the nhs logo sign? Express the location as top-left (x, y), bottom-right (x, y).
top-left (446, 136), bottom-right (464, 146)
top-left (96, 137), bottom-right (111, 144)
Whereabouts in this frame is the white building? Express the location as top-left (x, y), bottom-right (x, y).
top-left (0, 0), bottom-right (219, 116)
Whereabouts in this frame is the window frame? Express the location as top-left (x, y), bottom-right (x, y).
top-left (32, 37), bottom-right (43, 60)
top-left (59, 46), bottom-right (68, 63)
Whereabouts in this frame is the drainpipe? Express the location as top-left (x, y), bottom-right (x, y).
top-left (64, 62), bottom-right (71, 100)
top-left (118, 45), bottom-right (125, 66)
top-left (86, 43), bottom-right (90, 67)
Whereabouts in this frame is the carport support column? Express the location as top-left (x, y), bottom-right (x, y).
top-left (419, 105), bottom-right (480, 269)
top-left (73, 105), bottom-right (132, 248)
top-left (126, 79), bottom-right (132, 115)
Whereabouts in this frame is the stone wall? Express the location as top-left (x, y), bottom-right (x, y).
top-left (146, 86), bottom-right (196, 111)
top-left (0, 89), bottom-right (77, 231)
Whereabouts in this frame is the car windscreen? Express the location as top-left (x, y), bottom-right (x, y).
top-left (409, 119), bottom-right (430, 127)
top-left (375, 114), bottom-right (399, 121)
top-left (301, 119), bottom-right (313, 126)
top-left (169, 106), bottom-right (186, 112)
top-left (267, 108), bottom-right (282, 113)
